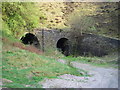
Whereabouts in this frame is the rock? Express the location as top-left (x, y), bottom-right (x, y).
top-left (39, 78), bottom-right (82, 88)
top-left (25, 85), bottom-right (31, 87)
top-left (58, 74), bottom-right (87, 82)
top-left (57, 59), bottom-right (67, 64)
top-left (79, 72), bottom-right (85, 76)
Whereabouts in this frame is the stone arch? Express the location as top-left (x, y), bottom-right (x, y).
top-left (56, 38), bottom-right (70, 56)
top-left (21, 33), bottom-right (40, 49)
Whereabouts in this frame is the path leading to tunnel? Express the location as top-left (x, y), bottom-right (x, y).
top-left (39, 61), bottom-right (118, 88)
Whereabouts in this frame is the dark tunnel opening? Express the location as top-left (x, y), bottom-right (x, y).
top-left (56, 38), bottom-right (69, 56)
top-left (21, 33), bottom-right (40, 49)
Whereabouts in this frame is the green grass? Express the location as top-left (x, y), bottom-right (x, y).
top-left (2, 48), bottom-right (83, 88)
top-left (2, 35), bottom-right (84, 88)
top-left (62, 55), bottom-right (118, 68)
top-left (44, 47), bottom-right (118, 69)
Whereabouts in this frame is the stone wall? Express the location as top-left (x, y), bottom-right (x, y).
top-left (35, 29), bottom-right (70, 51)
top-left (33, 29), bottom-right (119, 57)
top-left (75, 33), bottom-right (119, 57)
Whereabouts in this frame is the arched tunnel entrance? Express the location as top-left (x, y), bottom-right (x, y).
top-left (56, 38), bottom-right (70, 56)
top-left (21, 33), bottom-right (40, 49)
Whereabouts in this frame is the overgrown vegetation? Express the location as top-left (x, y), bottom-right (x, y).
top-left (67, 3), bottom-right (96, 36)
top-left (37, 2), bottom-right (119, 39)
top-left (2, 2), bottom-right (45, 38)
top-left (2, 2), bottom-right (119, 39)
top-left (62, 55), bottom-right (118, 68)
top-left (67, 2), bottom-right (119, 39)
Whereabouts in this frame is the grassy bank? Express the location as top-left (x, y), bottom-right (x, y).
top-left (2, 33), bottom-right (84, 88)
top-left (61, 54), bottom-right (118, 68)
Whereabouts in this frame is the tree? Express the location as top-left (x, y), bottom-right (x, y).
top-left (2, 2), bottom-right (44, 38)
top-left (66, 3), bottom-right (97, 36)
top-left (67, 2), bottom-right (119, 39)
top-left (68, 12), bottom-right (96, 36)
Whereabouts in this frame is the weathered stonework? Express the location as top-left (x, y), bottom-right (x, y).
top-left (22, 29), bottom-right (120, 57)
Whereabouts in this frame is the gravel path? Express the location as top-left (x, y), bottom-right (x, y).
top-left (39, 61), bottom-right (118, 88)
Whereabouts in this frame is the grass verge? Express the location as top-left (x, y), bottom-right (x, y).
top-left (2, 34), bottom-right (84, 88)
top-left (62, 55), bottom-right (118, 68)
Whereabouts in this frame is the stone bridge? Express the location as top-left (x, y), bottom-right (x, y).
top-left (21, 29), bottom-right (120, 57)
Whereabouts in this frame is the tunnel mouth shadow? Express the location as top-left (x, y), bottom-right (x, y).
top-left (21, 33), bottom-right (40, 49)
top-left (56, 38), bottom-right (69, 56)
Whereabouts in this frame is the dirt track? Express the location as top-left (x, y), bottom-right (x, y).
top-left (40, 61), bottom-right (118, 88)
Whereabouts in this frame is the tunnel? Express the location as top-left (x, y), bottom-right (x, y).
top-left (21, 33), bottom-right (40, 49)
top-left (56, 38), bottom-right (69, 56)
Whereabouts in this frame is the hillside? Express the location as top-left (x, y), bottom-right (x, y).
top-left (2, 2), bottom-right (119, 39)
top-left (38, 2), bottom-right (119, 39)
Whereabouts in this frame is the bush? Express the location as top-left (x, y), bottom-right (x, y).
top-left (2, 2), bottom-right (45, 38)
